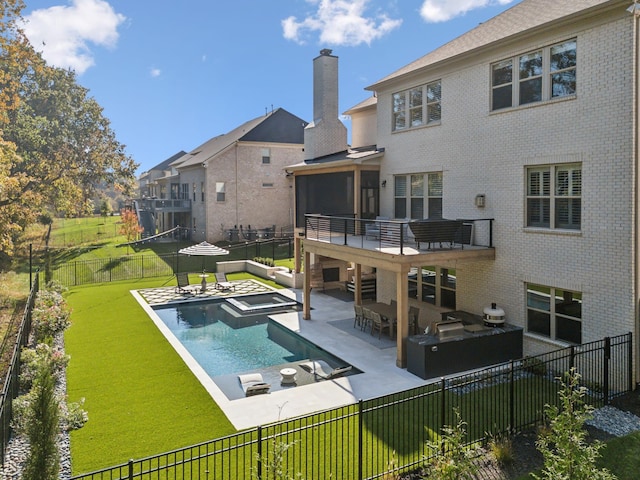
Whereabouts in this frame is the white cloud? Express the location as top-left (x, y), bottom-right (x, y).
top-left (150, 68), bottom-right (161, 78)
top-left (282, 0), bottom-right (402, 46)
top-left (22, 0), bottom-right (125, 74)
top-left (420, 0), bottom-right (514, 23)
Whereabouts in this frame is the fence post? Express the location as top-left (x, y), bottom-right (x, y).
top-left (509, 360), bottom-right (515, 433)
top-left (569, 345), bottom-right (575, 371)
top-left (440, 377), bottom-right (446, 455)
top-left (128, 459), bottom-right (134, 480)
top-left (628, 332), bottom-right (634, 393)
top-left (603, 337), bottom-right (611, 405)
top-left (358, 399), bottom-right (363, 480)
top-left (256, 425), bottom-right (263, 480)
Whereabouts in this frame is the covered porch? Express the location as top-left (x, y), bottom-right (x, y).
top-left (296, 215), bottom-right (496, 368)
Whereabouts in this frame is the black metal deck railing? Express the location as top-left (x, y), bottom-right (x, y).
top-left (304, 215), bottom-right (494, 254)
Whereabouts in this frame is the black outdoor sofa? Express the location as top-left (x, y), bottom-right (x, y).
top-left (408, 219), bottom-right (465, 250)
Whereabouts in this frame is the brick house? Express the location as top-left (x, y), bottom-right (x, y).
top-left (295, 0), bottom-right (640, 380)
top-left (138, 108), bottom-right (307, 242)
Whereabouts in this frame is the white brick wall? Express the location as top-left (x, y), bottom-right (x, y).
top-left (373, 13), bottom-right (636, 355)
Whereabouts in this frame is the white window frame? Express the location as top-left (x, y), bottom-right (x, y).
top-left (392, 80), bottom-right (441, 132)
top-left (526, 283), bottom-right (582, 344)
top-left (394, 172), bottom-right (442, 219)
top-left (215, 182), bottom-right (225, 202)
top-left (262, 148), bottom-right (271, 164)
top-left (526, 163), bottom-right (581, 230)
top-left (491, 38), bottom-right (576, 111)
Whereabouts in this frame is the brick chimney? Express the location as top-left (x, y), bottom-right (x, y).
top-left (304, 49), bottom-right (348, 161)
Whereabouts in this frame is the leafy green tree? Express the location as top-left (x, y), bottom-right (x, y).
top-left (100, 197), bottom-right (113, 217)
top-left (0, 0), bottom-right (137, 256)
top-left (534, 368), bottom-right (616, 480)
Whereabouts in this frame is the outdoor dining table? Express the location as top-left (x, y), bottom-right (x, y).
top-left (363, 303), bottom-right (398, 338)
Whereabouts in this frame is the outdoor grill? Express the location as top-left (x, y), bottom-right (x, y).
top-left (435, 320), bottom-right (466, 341)
top-left (482, 303), bottom-right (506, 327)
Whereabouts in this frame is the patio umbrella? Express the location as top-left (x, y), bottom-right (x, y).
top-left (178, 241), bottom-right (230, 272)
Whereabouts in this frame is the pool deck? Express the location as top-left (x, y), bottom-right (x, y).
top-left (133, 281), bottom-right (428, 430)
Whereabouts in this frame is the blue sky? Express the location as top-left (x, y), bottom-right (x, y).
top-left (21, 0), bottom-right (519, 175)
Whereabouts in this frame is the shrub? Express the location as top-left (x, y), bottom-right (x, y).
top-left (19, 343), bottom-right (69, 390)
top-left (32, 290), bottom-right (71, 343)
top-left (533, 368), bottom-right (616, 480)
top-left (522, 356), bottom-right (547, 376)
top-left (253, 257), bottom-right (275, 267)
top-left (487, 431), bottom-right (514, 467)
top-left (424, 408), bottom-right (480, 479)
top-left (21, 366), bottom-right (60, 480)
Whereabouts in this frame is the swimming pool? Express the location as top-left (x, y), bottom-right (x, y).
top-left (152, 294), bottom-right (348, 379)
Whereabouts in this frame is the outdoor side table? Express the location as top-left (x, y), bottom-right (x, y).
top-left (280, 367), bottom-right (297, 384)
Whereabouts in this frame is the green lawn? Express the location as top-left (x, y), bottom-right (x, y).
top-left (65, 277), bottom-right (236, 474)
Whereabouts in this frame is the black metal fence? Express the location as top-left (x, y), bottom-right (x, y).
top-left (0, 271), bottom-right (39, 464)
top-left (70, 332), bottom-right (633, 480)
top-left (48, 238), bottom-right (295, 287)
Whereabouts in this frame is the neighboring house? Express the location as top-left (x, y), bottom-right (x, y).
top-left (295, 0), bottom-right (640, 381)
top-left (138, 108), bottom-right (307, 242)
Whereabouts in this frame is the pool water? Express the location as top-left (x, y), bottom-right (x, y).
top-left (153, 298), bottom-right (327, 378)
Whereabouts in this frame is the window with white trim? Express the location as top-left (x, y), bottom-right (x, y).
top-left (262, 148), bottom-right (271, 164)
top-left (394, 172), bottom-right (442, 219)
top-left (526, 163), bottom-right (581, 230)
top-left (492, 39), bottom-right (576, 111)
top-left (392, 80), bottom-right (441, 131)
top-left (200, 182), bottom-right (205, 202)
top-left (527, 283), bottom-right (582, 344)
top-left (215, 182), bottom-right (225, 202)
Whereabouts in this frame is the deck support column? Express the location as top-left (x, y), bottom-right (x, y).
top-left (354, 263), bottom-right (362, 305)
top-left (303, 248), bottom-right (311, 320)
top-left (396, 266), bottom-right (409, 368)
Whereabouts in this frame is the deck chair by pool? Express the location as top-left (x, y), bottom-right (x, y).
top-left (175, 273), bottom-right (197, 295)
top-left (300, 360), bottom-right (352, 380)
top-left (215, 272), bottom-right (235, 292)
top-left (238, 373), bottom-right (271, 396)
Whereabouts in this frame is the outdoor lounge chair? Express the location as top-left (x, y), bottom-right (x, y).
top-left (175, 272), bottom-right (197, 295)
top-left (238, 373), bottom-right (271, 396)
top-left (300, 360), bottom-right (352, 380)
top-left (215, 272), bottom-right (235, 292)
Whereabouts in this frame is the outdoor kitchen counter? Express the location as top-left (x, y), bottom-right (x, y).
top-left (406, 311), bottom-right (523, 379)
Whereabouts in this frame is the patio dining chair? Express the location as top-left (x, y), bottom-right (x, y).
top-left (354, 304), bottom-right (364, 329)
top-left (371, 311), bottom-right (391, 339)
top-left (361, 307), bottom-right (374, 332)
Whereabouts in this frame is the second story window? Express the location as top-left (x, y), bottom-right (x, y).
top-left (201, 182), bottom-right (205, 202)
top-left (180, 183), bottom-right (189, 200)
top-left (492, 39), bottom-right (576, 111)
top-left (192, 183), bottom-right (196, 201)
top-left (526, 163), bottom-right (581, 230)
top-left (262, 148), bottom-right (271, 164)
top-left (392, 80), bottom-right (441, 131)
top-left (216, 182), bottom-right (225, 202)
